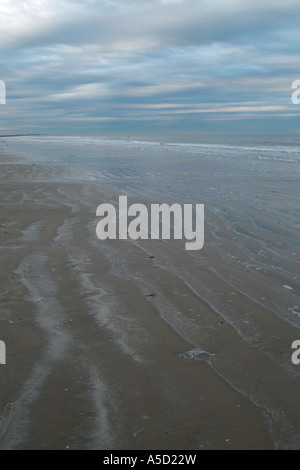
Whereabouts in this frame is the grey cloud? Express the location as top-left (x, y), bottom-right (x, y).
top-left (1, 0), bottom-right (300, 134)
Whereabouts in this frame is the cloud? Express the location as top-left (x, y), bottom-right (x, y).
top-left (1, 0), bottom-right (300, 134)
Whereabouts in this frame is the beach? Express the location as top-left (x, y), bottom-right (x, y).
top-left (0, 136), bottom-right (300, 450)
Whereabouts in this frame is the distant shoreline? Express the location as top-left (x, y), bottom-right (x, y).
top-left (0, 134), bottom-right (43, 138)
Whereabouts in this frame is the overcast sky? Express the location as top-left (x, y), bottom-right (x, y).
top-left (1, 0), bottom-right (300, 135)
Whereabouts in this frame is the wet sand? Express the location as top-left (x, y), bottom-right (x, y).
top-left (0, 148), bottom-right (300, 450)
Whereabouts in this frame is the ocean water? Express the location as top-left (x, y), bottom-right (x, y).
top-left (2, 133), bottom-right (300, 447)
top-left (1, 133), bottom-right (299, 331)
top-left (2, 133), bottom-right (300, 202)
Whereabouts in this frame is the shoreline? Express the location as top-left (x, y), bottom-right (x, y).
top-left (0, 147), bottom-right (299, 449)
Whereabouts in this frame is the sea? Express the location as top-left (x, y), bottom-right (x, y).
top-left (1, 132), bottom-right (299, 326)
top-left (1, 132), bottom-right (300, 448)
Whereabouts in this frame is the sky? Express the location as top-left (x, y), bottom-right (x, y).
top-left (1, 0), bottom-right (300, 136)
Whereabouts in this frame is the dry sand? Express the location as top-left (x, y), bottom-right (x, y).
top-left (0, 148), bottom-right (299, 450)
